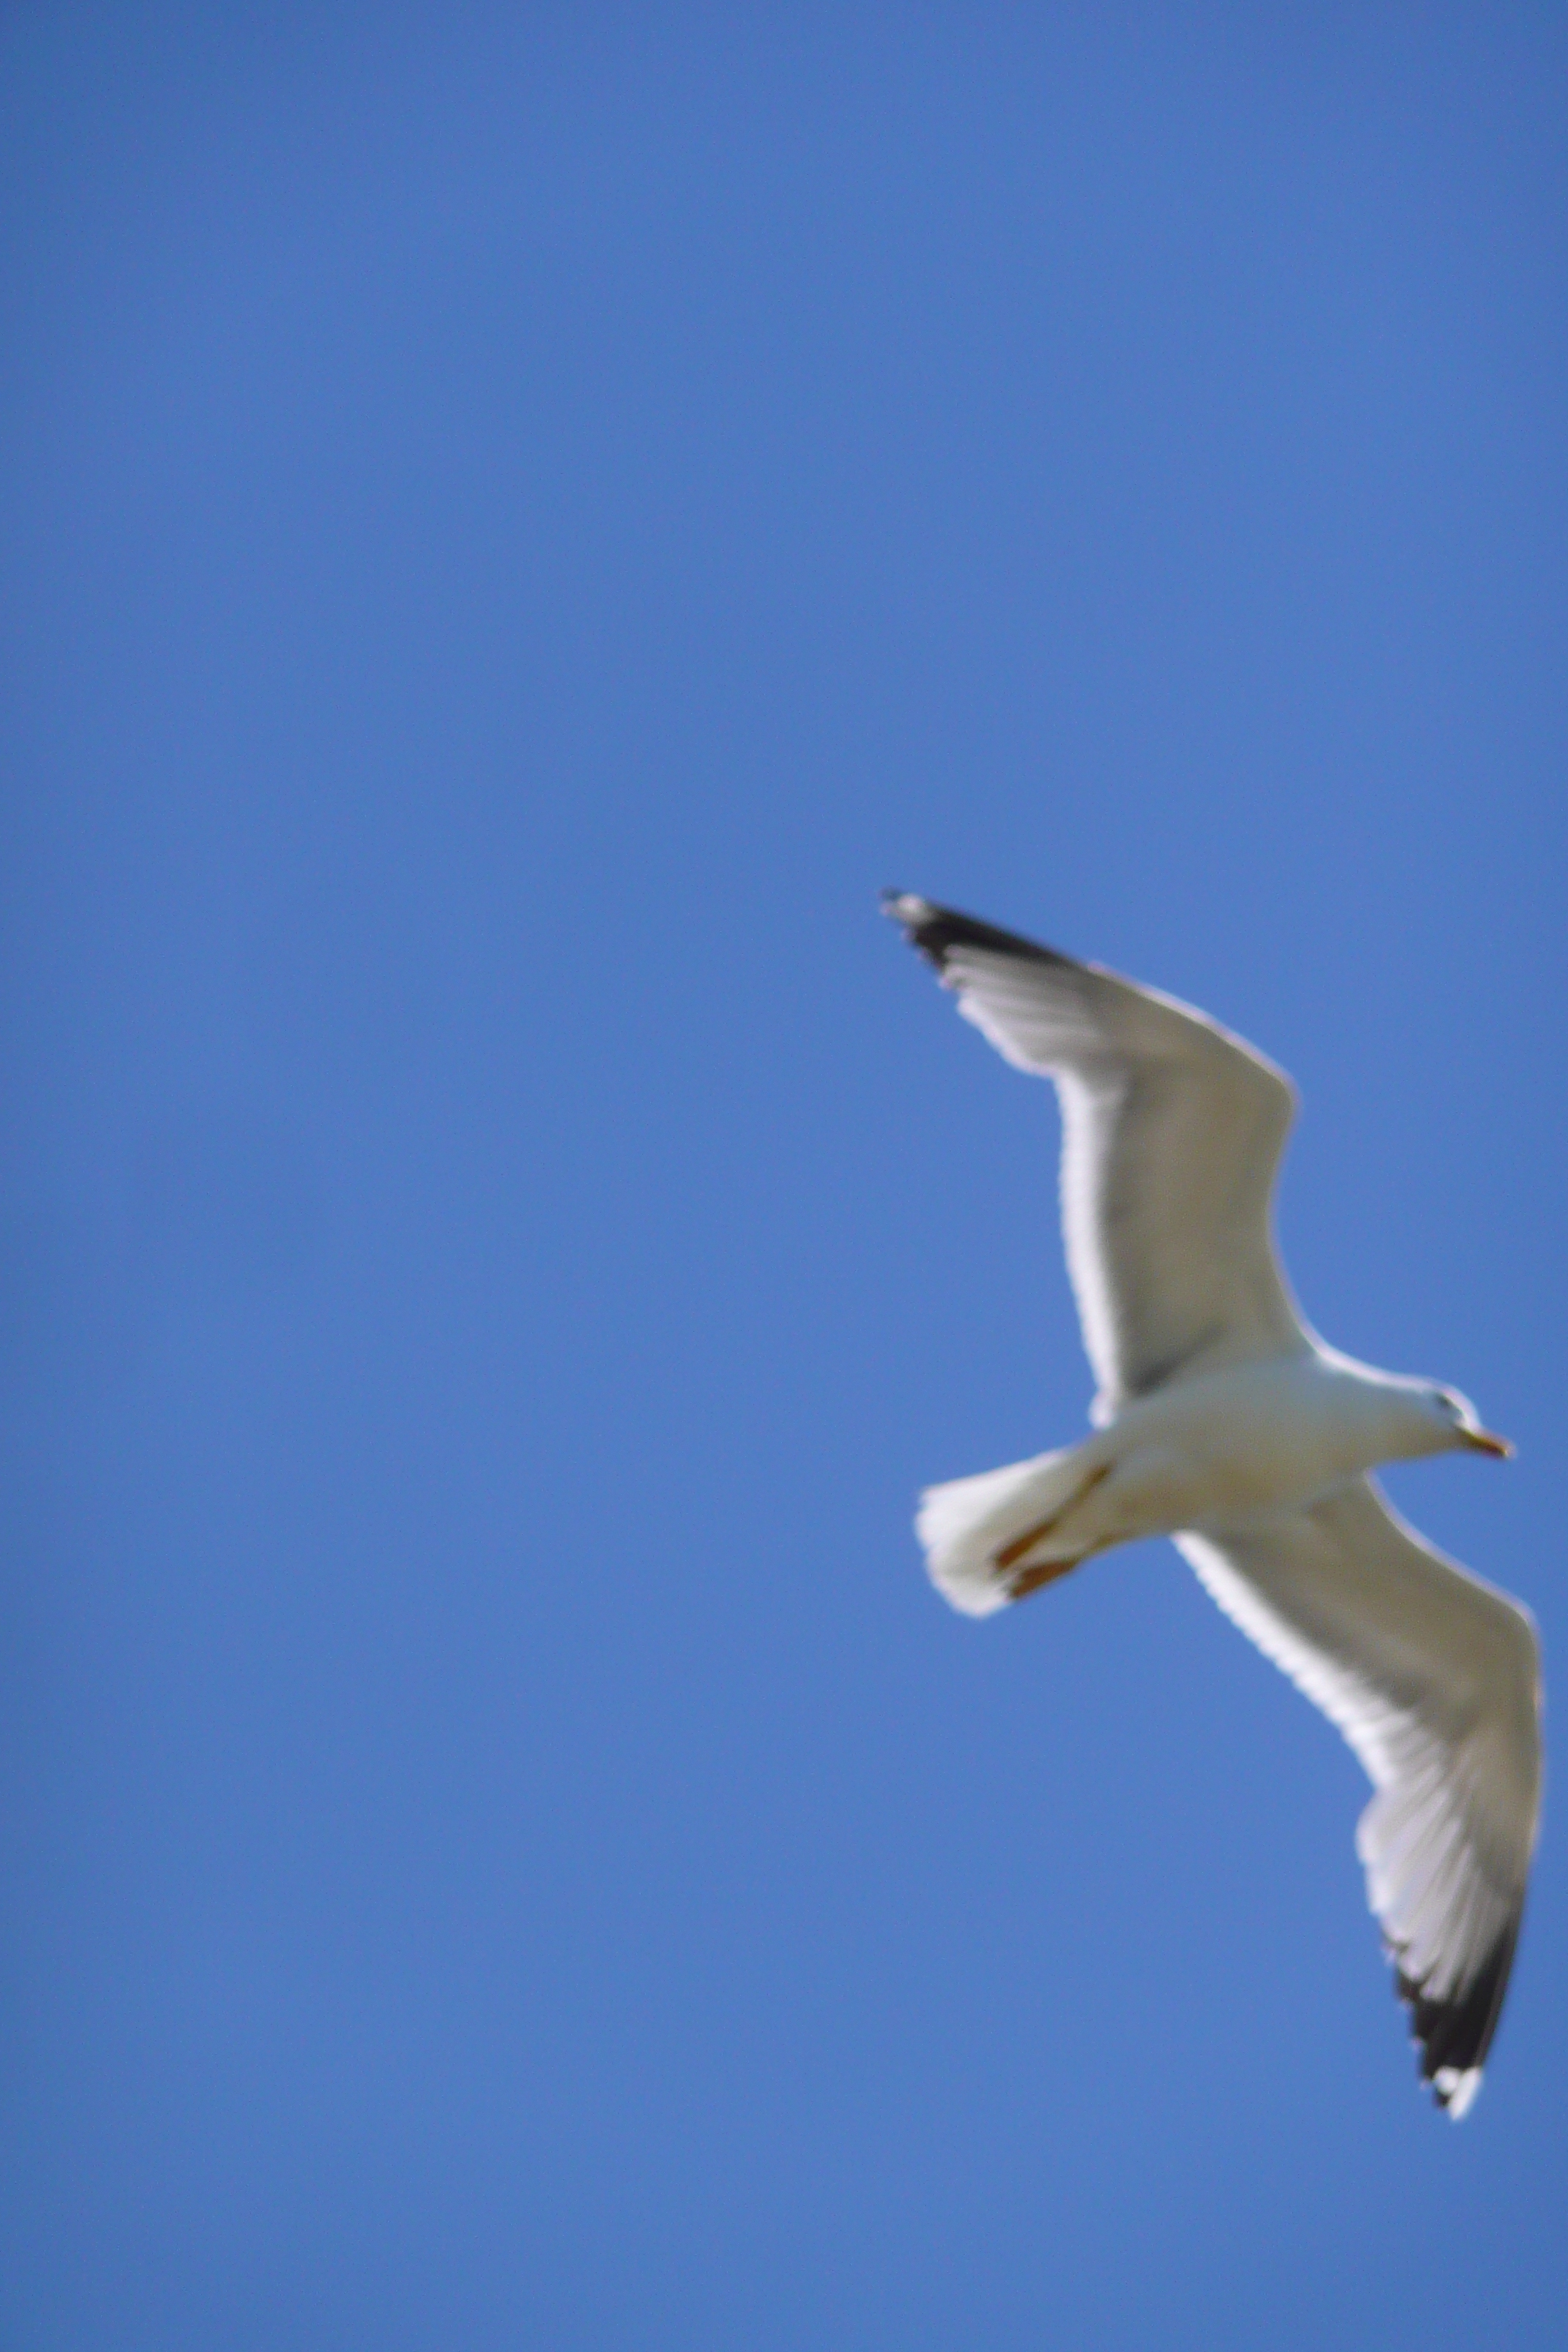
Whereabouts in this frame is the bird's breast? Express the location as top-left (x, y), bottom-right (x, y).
top-left (1100, 1357), bottom-right (1377, 1531)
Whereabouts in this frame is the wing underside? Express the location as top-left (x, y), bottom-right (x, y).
top-left (883, 896), bottom-right (1304, 1414)
top-left (1177, 1478), bottom-right (1541, 2114)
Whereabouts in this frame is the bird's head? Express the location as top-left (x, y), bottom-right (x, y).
top-left (1416, 1383), bottom-right (1514, 1460)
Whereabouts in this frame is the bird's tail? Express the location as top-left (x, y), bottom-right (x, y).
top-left (916, 1446), bottom-right (1092, 1617)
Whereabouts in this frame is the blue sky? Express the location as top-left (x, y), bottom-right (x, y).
top-left (3, 7), bottom-right (1566, 2346)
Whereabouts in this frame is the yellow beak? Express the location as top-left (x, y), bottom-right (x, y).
top-left (1464, 1429), bottom-right (1514, 1458)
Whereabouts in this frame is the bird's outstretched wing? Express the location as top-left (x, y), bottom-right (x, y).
top-left (884, 894), bottom-right (1305, 1416)
top-left (1176, 1477), bottom-right (1542, 2114)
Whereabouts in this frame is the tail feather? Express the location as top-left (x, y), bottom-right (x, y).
top-left (916, 1447), bottom-right (1088, 1616)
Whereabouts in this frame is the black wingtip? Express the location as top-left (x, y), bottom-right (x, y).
top-left (1396, 1915), bottom-right (1521, 2117)
top-left (879, 891), bottom-right (1072, 973)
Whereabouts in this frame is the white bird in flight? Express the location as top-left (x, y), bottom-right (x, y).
top-left (883, 892), bottom-right (1541, 2118)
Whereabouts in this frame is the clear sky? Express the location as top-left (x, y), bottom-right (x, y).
top-left (4, 7), bottom-right (1566, 2347)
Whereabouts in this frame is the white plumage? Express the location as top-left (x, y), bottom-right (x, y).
top-left (885, 892), bottom-right (1540, 2118)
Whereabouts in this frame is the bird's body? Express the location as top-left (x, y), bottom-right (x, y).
top-left (921, 1352), bottom-right (1504, 1607)
top-left (883, 892), bottom-right (1541, 2117)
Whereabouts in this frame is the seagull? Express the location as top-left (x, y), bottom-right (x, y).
top-left (883, 892), bottom-right (1541, 2117)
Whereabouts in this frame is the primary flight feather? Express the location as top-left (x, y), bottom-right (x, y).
top-left (883, 892), bottom-right (1541, 2117)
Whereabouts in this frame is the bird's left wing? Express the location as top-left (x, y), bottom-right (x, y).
top-left (1175, 1478), bottom-right (1541, 2114)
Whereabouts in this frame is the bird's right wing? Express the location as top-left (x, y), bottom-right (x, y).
top-left (884, 895), bottom-right (1305, 1418)
top-left (1175, 1477), bottom-right (1542, 2115)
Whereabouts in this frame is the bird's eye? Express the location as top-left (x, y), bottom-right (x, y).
top-left (1436, 1390), bottom-right (1461, 1415)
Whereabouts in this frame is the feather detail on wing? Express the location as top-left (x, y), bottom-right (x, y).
top-left (1176, 1478), bottom-right (1542, 2114)
top-left (883, 895), bottom-right (1305, 1416)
